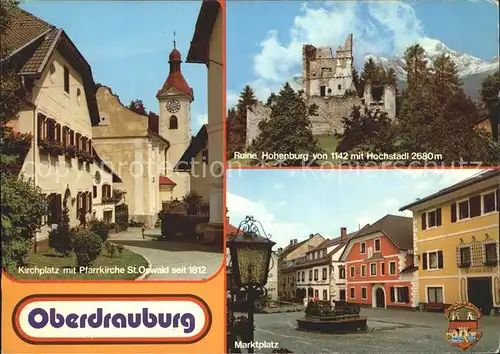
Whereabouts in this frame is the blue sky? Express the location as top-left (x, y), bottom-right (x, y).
top-left (227, 0), bottom-right (499, 104)
top-left (22, 1), bottom-right (208, 133)
top-left (226, 169), bottom-right (488, 249)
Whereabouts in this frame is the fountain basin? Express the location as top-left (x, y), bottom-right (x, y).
top-left (297, 315), bottom-right (368, 333)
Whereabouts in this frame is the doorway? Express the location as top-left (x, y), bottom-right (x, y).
top-left (375, 288), bottom-right (385, 308)
top-left (467, 277), bottom-right (493, 315)
top-left (339, 289), bottom-right (346, 301)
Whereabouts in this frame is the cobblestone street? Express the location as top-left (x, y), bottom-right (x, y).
top-left (109, 228), bottom-right (223, 280)
top-left (254, 308), bottom-right (500, 353)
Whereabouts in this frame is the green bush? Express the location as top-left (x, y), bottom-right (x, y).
top-left (88, 219), bottom-right (109, 242)
top-left (73, 230), bottom-right (102, 267)
top-left (48, 205), bottom-right (74, 256)
top-left (115, 204), bottom-right (129, 231)
top-left (1, 173), bottom-right (46, 272)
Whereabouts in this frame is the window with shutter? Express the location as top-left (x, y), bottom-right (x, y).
top-left (437, 251), bottom-right (444, 268)
top-left (76, 133), bottom-right (81, 151)
top-left (496, 189), bottom-right (499, 212)
top-left (390, 287), bottom-right (395, 302)
top-left (458, 200), bottom-right (470, 220)
top-left (421, 212), bottom-right (427, 230)
top-left (470, 195), bottom-right (481, 217)
top-left (37, 114), bottom-right (45, 142)
top-left (422, 252), bottom-right (428, 269)
top-left (47, 119), bottom-right (55, 140)
top-left (70, 130), bottom-right (75, 146)
top-left (76, 192), bottom-right (81, 218)
top-left (451, 203), bottom-right (457, 223)
top-left (436, 208), bottom-right (442, 226)
top-left (483, 191), bottom-right (496, 214)
top-left (55, 124), bottom-right (61, 142)
top-left (403, 287), bottom-right (409, 303)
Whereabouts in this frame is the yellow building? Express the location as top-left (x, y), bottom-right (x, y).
top-left (400, 169), bottom-right (499, 315)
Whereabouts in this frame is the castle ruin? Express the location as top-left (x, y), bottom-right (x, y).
top-left (246, 34), bottom-right (396, 148)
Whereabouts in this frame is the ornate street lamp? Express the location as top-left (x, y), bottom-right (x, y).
top-left (227, 216), bottom-right (275, 354)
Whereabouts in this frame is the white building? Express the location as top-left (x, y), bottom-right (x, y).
top-left (295, 234), bottom-right (347, 303)
top-left (266, 251), bottom-right (279, 301)
top-left (3, 9), bottom-right (122, 248)
top-left (295, 227), bottom-right (367, 305)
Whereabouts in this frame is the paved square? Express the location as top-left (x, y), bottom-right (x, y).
top-left (254, 308), bottom-right (500, 353)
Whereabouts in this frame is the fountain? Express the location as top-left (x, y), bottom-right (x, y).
top-left (296, 300), bottom-right (368, 333)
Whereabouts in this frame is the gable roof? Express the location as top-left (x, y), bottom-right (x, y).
top-left (3, 8), bottom-right (100, 126)
top-left (399, 169), bottom-right (500, 211)
top-left (159, 175), bottom-right (176, 186)
top-left (92, 148), bottom-right (122, 183)
top-left (350, 214), bottom-right (413, 250)
top-left (186, 1), bottom-right (220, 64)
top-left (174, 124), bottom-right (207, 172)
top-left (2, 8), bottom-right (53, 57)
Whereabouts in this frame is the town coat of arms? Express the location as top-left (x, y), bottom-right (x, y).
top-left (444, 302), bottom-right (483, 351)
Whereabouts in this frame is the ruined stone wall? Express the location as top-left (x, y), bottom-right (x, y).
top-left (246, 101), bottom-right (272, 148)
top-left (308, 95), bottom-right (362, 135)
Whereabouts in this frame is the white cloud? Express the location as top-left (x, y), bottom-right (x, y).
top-left (226, 192), bottom-right (309, 249)
top-left (248, 1), bottom-right (430, 101)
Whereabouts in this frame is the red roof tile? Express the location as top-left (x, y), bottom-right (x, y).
top-left (226, 222), bottom-right (242, 236)
top-left (159, 175), bottom-right (176, 185)
top-left (157, 48), bottom-right (193, 99)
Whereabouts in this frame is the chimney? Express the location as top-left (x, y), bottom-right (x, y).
top-left (309, 233), bottom-right (314, 239)
top-left (278, 247), bottom-right (283, 252)
top-left (294, 239), bottom-right (298, 245)
top-left (341, 227), bottom-right (347, 240)
top-left (290, 240), bottom-right (293, 246)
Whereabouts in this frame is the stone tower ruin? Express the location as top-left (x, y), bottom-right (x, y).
top-left (245, 34), bottom-right (397, 148)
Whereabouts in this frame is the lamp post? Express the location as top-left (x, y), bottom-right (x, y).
top-left (227, 216), bottom-right (275, 354)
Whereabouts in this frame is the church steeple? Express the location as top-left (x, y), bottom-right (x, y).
top-left (156, 32), bottom-right (194, 100)
top-left (169, 31), bottom-right (182, 74)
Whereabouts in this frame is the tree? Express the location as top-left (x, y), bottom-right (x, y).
top-left (479, 71), bottom-right (500, 141)
top-left (1, 0), bottom-right (47, 271)
top-left (1, 0), bottom-right (27, 168)
top-left (48, 205), bottom-right (73, 256)
top-left (335, 106), bottom-right (395, 154)
top-left (226, 85), bottom-right (257, 159)
top-left (249, 83), bottom-right (323, 166)
top-left (128, 99), bottom-right (147, 115)
top-left (403, 44), bottom-right (431, 92)
top-left (361, 58), bottom-right (378, 84)
top-left (397, 44), bottom-right (499, 164)
top-left (226, 107), bottom-right (238, 159)
top-left (432, 54), bottom-right (461, 103)
top-left (2, 174), bottom-right (47, 271)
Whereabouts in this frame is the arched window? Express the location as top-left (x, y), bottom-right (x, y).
top-left (169, 115), bottom-right (178, 129)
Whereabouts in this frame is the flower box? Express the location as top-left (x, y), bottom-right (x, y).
top-left (38, 139), bottom-right (63, 155)
top-left (77, 150), bottom-right (93, 164)
top-left (65, 145), bottom-right (77, 158)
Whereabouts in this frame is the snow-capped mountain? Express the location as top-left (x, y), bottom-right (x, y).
top-left (364, 38), bottom-right (499, 99)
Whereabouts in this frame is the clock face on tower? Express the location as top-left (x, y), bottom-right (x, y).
top-left (166, 99), bottom-right (181, 113)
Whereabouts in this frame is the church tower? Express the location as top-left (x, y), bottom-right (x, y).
top-left (157, 39), bottom-right (194, 199)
